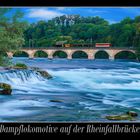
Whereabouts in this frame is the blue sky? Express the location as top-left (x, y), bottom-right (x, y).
top-left (10, 7), bottom-right (140, 24)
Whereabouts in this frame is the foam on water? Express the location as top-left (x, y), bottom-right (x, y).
top-left (1, 59), bottom-right (140, 121)
top-left (0, 70), bottom-right (46, 85)
top-left (0, 99), bottom-right (38, 117)
top-left (48, 68), bottom-right (140, 91)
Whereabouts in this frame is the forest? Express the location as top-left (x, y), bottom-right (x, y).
top-left (24, 14), bottom-right (140, 49)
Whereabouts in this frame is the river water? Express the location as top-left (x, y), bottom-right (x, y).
top-left (0, 58), bottom-right (140, 122)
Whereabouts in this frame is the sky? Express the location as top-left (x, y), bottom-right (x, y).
top-left (10, 7), bottom-right (140, 24)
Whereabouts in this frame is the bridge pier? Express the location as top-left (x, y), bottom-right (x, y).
top-left (48, 54), bottom-right (53, 59)
top-left (109, 55), bottom-right (114, 60)
top-left (67, 54), bottom-right (72, 59)
top-left (88, 53), bottom-right (94, 59)
top-left (28, 54), bottom-right (34, 59)
top-left (7, 52), bottom-right (13, 58)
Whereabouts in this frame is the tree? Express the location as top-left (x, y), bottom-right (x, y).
top-left (134, 16), bottom-right (140, 23)
top-left (133, 23), bottom-right (140, 60)
top-left (0, 8), bottom-right (27, 66)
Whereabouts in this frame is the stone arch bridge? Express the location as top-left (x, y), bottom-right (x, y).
top-left (6, 47), bottom-right (136, 60)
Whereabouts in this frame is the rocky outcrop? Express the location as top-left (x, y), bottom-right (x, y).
top-left (126, 111), bottom-right (138, 117)
top-left (50, 100), bottom-right (63, 103)
top-left (12, 63), bottom-right (28, 69)
top-left (0, 83), bottom-right (12, 95)
top-left (37, 70), bottom-right (52, 79)
top-left (30, 67), bottom-right (52, 79)
top-left (106, 111), bottom-right (138, 121)
top-left (106, 114), bottom-right (134, 121)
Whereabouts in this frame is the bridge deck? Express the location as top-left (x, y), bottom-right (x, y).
top-left (22, 47), bottom-right (135, 50)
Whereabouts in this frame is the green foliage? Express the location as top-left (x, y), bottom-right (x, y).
top-left (0, 11), bottom-right (139, 60)
top-left (0, 52), bottom-right (12, 66)
top-left (0, 8), bottom-right (27, 65)
top-left (10, 14), bottom-right (140, 60)
top-left (115, 51), bottom-right (136, 59)
top-left (72, 51), bottom-right (88, 58)
top-left (23, 15), bottom-right (110, 47)
top-left (133, 23), bottom-right (140, 60)
top-left (13, 51), bottom-right (28, 57)
top-left (14, 63), bottom-right (28, 69)
top-left (34, 51), bottom-right (48, 58)
top-left (23, 14), bottom-right (139, 50)
top-left (53, 51), bottom-right (67, 58)
top-left (95, 51), bottom-right (109, 59)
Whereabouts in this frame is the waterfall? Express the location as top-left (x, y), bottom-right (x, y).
top-left (0, 70), bottom-right (47, 85)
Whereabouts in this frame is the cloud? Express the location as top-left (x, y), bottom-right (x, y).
top-left (56, 7), bottom-right (66, 11)
top-left (27, 8), bottom-right (64, 20)
top-left (107, 19), bottom-right (118, 24)
top-left (88, 9), bottom-right (109, 14)
top-left (55, 7), bottom-right (73, 12)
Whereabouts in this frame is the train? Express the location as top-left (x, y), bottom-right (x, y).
top-left (55, 42), bottom-right (112, 48)
top-left (95, 43), bottom-right (112, 47)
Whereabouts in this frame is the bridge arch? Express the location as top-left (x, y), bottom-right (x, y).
top-left (95, 50), bottom-right (109, 59)
top-left (13, 51), bottom-right (29, 57)
top-left (53, 50), bottom-right (68, 58)
top-left (114, 51), bottom-right (137, 60)
top-left (7, 48), bottom-right (137, 60)
top-left (72, 51), bottom-right (88, 59)
top-left (34, 50), bottom-right (48, 58)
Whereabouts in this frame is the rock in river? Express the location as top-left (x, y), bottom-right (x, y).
top-left (37, 70), bottom-right (52, 79)
top-left (0, 83), bottom-right (12, 95)
top-left (12, 63), bottom-right (28, 69)
top-left (106, 111), bottom-right (138, 121)
top-left (50, 100), bottom-right (63, 103)
top-left (30, 67), bottom-right (53, 79)
top-left (126, 111), bottom-right (138, 117)
top-left (106, 114), bottom-right (134, 121)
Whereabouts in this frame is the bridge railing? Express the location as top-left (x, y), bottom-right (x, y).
top-left (22, 46), bottom-right (136, 50)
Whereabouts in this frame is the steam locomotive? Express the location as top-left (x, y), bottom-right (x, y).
top-left (55, 42), bottom-right (112, 48)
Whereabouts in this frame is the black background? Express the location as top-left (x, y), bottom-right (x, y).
top-left (0, 122), bottom-right (140, 136)
top-left (0, 0), bottom-right (140, 6)
top-left (0, 0), bottom-right (140, 137)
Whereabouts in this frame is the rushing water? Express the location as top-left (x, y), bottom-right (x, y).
top-left (1, 58), bottom-right (140, 122)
